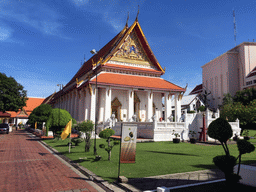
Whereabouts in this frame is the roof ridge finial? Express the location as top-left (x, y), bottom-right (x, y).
top-left (126, 12), bottom-right (129, 27)
top-left (135, 5), bottom-right (139, 21)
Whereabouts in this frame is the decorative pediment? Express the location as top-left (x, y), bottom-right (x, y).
top-left (111, 97), bottom-right (122, 107)
top-left (111, 30), bottom-right (152, 66)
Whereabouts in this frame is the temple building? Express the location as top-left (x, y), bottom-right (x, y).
top-left (45, 18), bottom-right (186, 128)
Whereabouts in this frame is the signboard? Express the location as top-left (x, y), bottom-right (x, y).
top-left (120, 123), bottom-right (137, 163)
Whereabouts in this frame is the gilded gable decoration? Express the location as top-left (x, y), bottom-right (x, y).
top-left (112, 31), bottom-right (152, 66)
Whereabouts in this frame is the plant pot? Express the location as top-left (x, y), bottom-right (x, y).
top-left (233, 136), bottom-right (238, 141)
top-left (190, 138), bottom-right (197, 144)
top-left (173, 138), bottom-right (180, 143)
top-left (244, 136), bottom-right (250, 141)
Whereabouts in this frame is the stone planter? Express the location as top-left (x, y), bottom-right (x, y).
top-left (173, 138), bottom-right (180, 143)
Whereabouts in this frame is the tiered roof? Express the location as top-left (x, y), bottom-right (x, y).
top-left (45, 19), bottom-right (185, 104)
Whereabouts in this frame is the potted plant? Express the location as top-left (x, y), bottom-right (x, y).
top-left (233, 134), bottom-right (238, 141)
top-left (189, 130), bottom-right (197, 144)
top-left (172, 130), bottom-right (180, 143)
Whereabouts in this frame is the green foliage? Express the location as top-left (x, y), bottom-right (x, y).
top-left (98, 128), bottom-right (118, 161)
top-left (233, 88), bottom-right (256, 106)
top-left (222, 93), bottom-right (233, 106)
top-left (71, 137), bottom-right (83, 146)
top-left (99, 128), bottom-right (115, 139)
top-left (197, 106), bottom-right (205, 112)
top-left (46, 108), bottom-right (72, 136)
top-left (0, 73), bottom-right (28, 112)
top-left (27, 104), bottom-right (52, 126)
top-left (237, 140), bottom-right (255, 155)
top-left (187, 110), bottom-right (196, 113)
top-left (76, 120), bottom-right (94, 133)
top-left (75, 120), bottom-right (94, 152)
top-left (213, 155), bottom-right (237, 174)
top-left (208, 118), bottom-right (233, 143)
top-left (72, 118), bottom-right (77, 127)
top-left (221, 100), bottom-right (256, 127)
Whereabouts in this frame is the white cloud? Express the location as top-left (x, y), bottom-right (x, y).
top-left (72, 0), bottom-right (89, 6)
top-left (0, 1), bottom-right (66, 38)
top-left (0, 27), bottom-right (12, 41)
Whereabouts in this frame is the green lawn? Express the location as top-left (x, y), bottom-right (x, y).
top-left (43, 138), bottom-right (256, 183)
top-left (245, 130), bottom-right (256, 143)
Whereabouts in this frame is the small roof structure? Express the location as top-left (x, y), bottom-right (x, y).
top-left (171, 94), bottom-right (198, 107)
top-left (189, 84), bottom-right (203, 95)
top-left (246, 66), bottom-right (256, 78)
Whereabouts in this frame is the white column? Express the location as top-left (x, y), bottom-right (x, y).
top-left (175, 93), bottom-right (181, 122)
top-left (147, 90), bottom-right (153, 121)
top-left (90, 85), bottom-right (96, 123)
top-left (104, 87), bottom-right (112, 122)
top-left (165, 92), bottom-right (172, 122)
top-left (84, 88), bottom-right (89, 121)
top-left (128, 89), bottom-right (134, 121)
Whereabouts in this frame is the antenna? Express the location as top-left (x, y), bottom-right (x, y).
top-left (233, 9), bottom-right (237, 46)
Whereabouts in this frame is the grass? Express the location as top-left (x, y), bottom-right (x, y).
top-left (43, 138), bottom-right (256, 183)
top-left (244, 129), bottom-right (256, 143)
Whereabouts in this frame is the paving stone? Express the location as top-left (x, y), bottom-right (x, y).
top-left (0, 130), bottom-right (99, 192)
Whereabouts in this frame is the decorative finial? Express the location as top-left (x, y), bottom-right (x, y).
top-left (136, 5), bottom-right (140, 21)
top-left (126, 12), bottom-right (129, 27)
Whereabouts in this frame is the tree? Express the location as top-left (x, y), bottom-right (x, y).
top-left (0, 73), bottom-right (27, 112)
top-left (27, 104), bottom-right (52, 127)
top-left (222, 93), bottom-right (233, 106)
top-left (208, 118), bottom-right (255, 184)
top-left (75, 120), bottom-right (94, 152)
top-left (233, 88), bottom-right (256, 105)
top-left (99, 128), bottom-right (119, 161)
top-left (46, 108), bottom-right (72, 137)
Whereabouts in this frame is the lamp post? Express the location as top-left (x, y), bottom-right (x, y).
top-left (57, 84), bottom-right (62, 137)
top-left (90, 49), bottom-right (98, 156)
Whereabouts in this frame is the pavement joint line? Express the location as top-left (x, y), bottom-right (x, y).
top-left (25, 131), bottom-right (124, 192)
top-left (0, 158), bottom-right (50, 163)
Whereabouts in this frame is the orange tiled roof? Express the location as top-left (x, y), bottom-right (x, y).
top-left (6, 111), bottom-right (19, 118)
top-left (65, 20), bottom-right (165, 89)
top-left (23, 97), bottom-right (44, 112)
top-left (4, 97), bottom-right (44, 118)
top-left (90, 73), bottom-right (185, 92)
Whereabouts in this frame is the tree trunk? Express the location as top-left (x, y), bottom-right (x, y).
top-left (108, 138), bottom-right (111, 161)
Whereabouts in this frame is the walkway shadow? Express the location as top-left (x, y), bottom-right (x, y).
top-left (69, 176), bottom-right (92, 181)
top-left (146, 150), bottom-right (199, 156)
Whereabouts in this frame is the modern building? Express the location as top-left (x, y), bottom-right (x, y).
top-left (45, 18), bottom-right (186, 127)
top-left (201, 42), bottom-right (256, 109)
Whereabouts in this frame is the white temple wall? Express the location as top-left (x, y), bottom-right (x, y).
top-left (153, 92), bottom-right (163, 121)
top-left (135, 91), bottom-right (147, 122)
top-left (98, 88), bottom-right (105, 123)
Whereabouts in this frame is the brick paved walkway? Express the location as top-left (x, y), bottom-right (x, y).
top-left (0, 130), bottom-right (102, 192)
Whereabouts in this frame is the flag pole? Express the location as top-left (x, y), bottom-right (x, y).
top-left (69, 119), bottom-right (72, 153)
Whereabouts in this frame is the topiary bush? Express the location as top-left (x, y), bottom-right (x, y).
top-left (99, 127), bottom-right (119, 161)
top-left (46, 108), bottom-right (72, 138)
top-left (75, 120), bottom-right (94, 152)
top-left (209, 117), bottom-right (255, 184)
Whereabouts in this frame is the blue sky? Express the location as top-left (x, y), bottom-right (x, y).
top-left (1, 0), bottom-right (256, 98)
